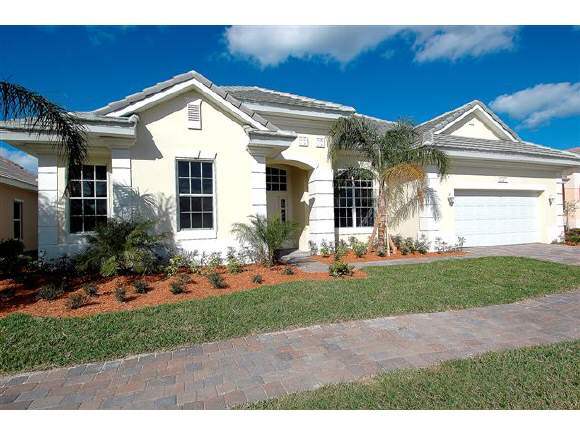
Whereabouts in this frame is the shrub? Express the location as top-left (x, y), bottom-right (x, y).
top-left (83, 283), bottom-right (98, 297)
top-left (170, 280), bottom-right (186, 294)
top-left (0, 239), bottom-right (27, 275)
top-left (565, 228), bottom-right (580, 245)
top-left (76, 218), bottom-right (166, 277)
top-left (376, 246), bottom-right (386, 257)
top-left (391, 235), bottom-right (403, 250)
top-left (415, 234), bottom-right (430, 255)
top-left (281, 266), bottom-right (294, 275)
top-left (207, 272), bottom-right (227, 289)
top-left (232, 215), bottom-right (298, 266)
top-left (133, 279), bottom-right (149, 294)
top-left (455, 236), bottom-right (466, 252)
top-left (351, 241), bottom-right (368, 258)
top-left (207, 252), bottom-right (223, 272)
top-left (66, 292), bottom-right (88, 310)
top-left (165, 254), bottom-right (187, 276)
top-left (329, 260), bottom-right (354, 277)
top-left (252, 274), bottom-right (263, 284)
top-left (319, 240), bottom-right (332, 257)
top-left (308, 240), bottom-right (318, 256)
top-left (37, 283), bottom-right (64, 301)
top-left (226, 249), bottom-right (243, 274)
top-left (115, 286), bottom-right (127, 303)
top-left (334, 240), bottom-right (349, 260)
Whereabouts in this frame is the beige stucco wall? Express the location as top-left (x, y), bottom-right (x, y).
top-left (0, 183), bottom-right (37, 251)
top-left (448, 114), bottom-right (503, 140)
top-left (564, 171), bottom-right (580, 228)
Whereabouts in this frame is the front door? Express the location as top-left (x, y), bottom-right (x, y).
top-left (266, 166), bottom-right (294, 248)
top-left (267, 192), bottom-right (288, 223)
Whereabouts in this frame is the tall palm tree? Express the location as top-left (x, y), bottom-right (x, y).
top-left (329, 116), bottom-right (448, 255)
top-left (1, 81), bottom-right (87, 179)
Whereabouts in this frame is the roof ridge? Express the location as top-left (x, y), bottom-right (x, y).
top-left (415, 100), bottom-right (479, 127)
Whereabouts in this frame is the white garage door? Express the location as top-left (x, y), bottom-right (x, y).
top-left (454, 189), bottom-right (540, 247)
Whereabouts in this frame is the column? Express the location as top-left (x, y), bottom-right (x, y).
top-left (308, 165), bottom-right (335, 246)
top-left (418, 170), bottom-right (442, 249)
top-left (110, 147), bottom-right (132, 219)
top-left (549, 176), bottom-right (565, 242)
top-left (250, 152), bottom-right (267, 217)
top-left (37, 154), bottom-right (59, 259)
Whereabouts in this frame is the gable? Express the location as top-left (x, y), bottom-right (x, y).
top-left (437, 105), bottom-right (517, 141)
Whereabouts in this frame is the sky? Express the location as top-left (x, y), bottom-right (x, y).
top-left (1, 25), bottom-right (579, 172)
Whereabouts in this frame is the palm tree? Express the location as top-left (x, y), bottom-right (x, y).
top-left (1, 81), bottom-right (87, 179)
top-left (329, 116), bottom-right (448, 255)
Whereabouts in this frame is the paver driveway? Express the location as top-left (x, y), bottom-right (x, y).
top-left (1, 290), bottom-right (578, 410)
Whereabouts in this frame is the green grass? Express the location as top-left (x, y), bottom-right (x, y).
top-left (1, 257), bottom-right (579, 374)
top-left (246, 341), bottom-right (580, 409)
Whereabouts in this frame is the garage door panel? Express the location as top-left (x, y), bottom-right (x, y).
top-left (454, 189), bottom-right (540, 247)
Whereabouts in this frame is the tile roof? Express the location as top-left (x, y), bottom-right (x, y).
top-left (355, 113), bottom-right (395, 134)
top-left (416, 100), bottom-right (522, 142)
top-left (93, 70), bottom-right (280, 131)
top-left (433, 134), bottom-right (580, 162)
top-left (0, 156), bottom-right (37, 188)
top-left (221, 86), bottom-right (356, 113)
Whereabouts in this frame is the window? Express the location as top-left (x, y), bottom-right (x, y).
top-left (334, 171), bottom-right (375, 228)
top-left (69, 165), bottom-right (108, 233)
top-left (266, 167), bottom-right (287, 192)
top-left (177, 160), bottom-right (214, 230)
top-left (13, 201), bottom-right (23, 240)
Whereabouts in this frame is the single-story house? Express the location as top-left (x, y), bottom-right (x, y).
top-left (1, 70), bottom-right (579, 259)
top-left (0, 155), bottom-right (38, 252)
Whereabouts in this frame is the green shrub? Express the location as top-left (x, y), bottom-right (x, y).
top-left (170, 280), bottom-right (186, 294)
top-left (232, 215), bottom-right (298, 266)
top-left (207, 252), bottom-right (223, 272)
top-left (66, 292), bottom-right (88, 310)
top-left (334, 240), bottom-right (349, 260)
top-left (115, 286), bottom-right (127, 303)
top-left (207, 272), bottom-right (227, 289)
top-left (376, 246), bottom-right (386, 257)
top-left (133, 279), bottom-right (149, 294)
top-left (282, 266), bottom-right (294, 275)
top-left (83, 283), bottom-right (98, 297)
top-left (252, 274), bottom-right (263, 284)
top-left (0, 239), bottom-right (27, 275)
top-left (319, 240), bottom-right (332, 257)
top-left (226, 249), bottom-right (243, 274)
top-left (351, 241), bottom-right (368, 258)
top-left (308, 241), bottom-right (318, 256)
top-left (329, 260), bottom-right (354, 277)
top-left (37, 283), bottom-right (64, 301)
top-left (565, 228), bottom-right (580, 245)
top-left (165, 255), bottom-right (187, 276)
top-left (415, 234), bottom-right (430, 254)
top-left (76, 218), bottom-right (167, 277)
top-left (391, 235), bottom-right (403, 249)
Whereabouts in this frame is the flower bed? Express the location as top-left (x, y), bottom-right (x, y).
top-left (0, 264), bottom-right (365, 319)
top-left (313, 250), bottom-right (465, 264)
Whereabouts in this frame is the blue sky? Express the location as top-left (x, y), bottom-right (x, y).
top-left (1, 25), bottom-right (579, 172)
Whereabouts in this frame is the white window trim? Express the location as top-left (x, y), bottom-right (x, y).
top-left (67, 164), bottom-right (110, 235)
top-left (333, 171), bottom-right (376, 230)
top-left (175, 157), bottom-right (217, 240)
top-left (13, 199), bottom-right (23, 241)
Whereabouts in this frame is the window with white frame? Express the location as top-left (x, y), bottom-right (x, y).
top-left (69, 165), bottom-right (108, 233)
top-left (266, 167), bottom-right (287, 192)
top-left (334, 171), bottom-right (375, 228)
top-left (13, 200), bottom-right (23, 240)
top-left (177, 159), bottom-right (214, 230)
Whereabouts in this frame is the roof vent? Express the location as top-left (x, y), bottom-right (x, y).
top-left (187, 99), bottom-right (202, 130)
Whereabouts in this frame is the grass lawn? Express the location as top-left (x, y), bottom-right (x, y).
top-left (1, 256), bottom-right (579, 374)
top-left (245, 340), bottom-right (580, 409)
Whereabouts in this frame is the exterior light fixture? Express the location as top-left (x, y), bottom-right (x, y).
top-left (448, 194), bottom-right (455, 206)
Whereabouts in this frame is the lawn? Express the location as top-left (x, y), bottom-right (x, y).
top-left (1, 256), bottom-right (579, 374)
top-left (245, 340), bottom-right (580, 409)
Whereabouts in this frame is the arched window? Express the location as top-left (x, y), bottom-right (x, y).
top-left (334, 170), bottom-right (375, 228)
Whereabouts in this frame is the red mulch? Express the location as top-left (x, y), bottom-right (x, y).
top-left (0, 264), bottom-right (366, 319)
top-left (313, 250), bottom-right (465, 264)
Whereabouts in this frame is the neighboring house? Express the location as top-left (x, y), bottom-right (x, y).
top-left (0, 156), bottom-right (37, 252)
top-left (564, 147), bottom-right (580, 229)
top-left (0, 70), bottom-right (579, 258)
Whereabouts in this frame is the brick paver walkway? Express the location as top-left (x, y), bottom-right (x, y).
top-left (1, 290), bottom-right (578, 410)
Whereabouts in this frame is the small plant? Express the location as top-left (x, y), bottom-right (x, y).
top-left (252, 274), bottom-right (263, 284)
top-left (66, 292), bottom-right (88, 310)
top-left (455, 236), bottom-right (466, 252)
top-left (282, 266), bottom-right (294, 275)
top-left (329, 260), bottom-right (354, 277)
top-left (308, 240), bottom-right (318, 256)
top-left (226, 249), bottom-right (243, 274)
top-left (351, 240), bottom-right (368, 258)
top-left (37, 283), bottom-right (63, 301)
top-left (319, 240), bottom-right (332, 257)
top-left (170, 280), bottom-right (186, 294)
top-left (376, 245), bottom-right (386, 257)
top-left (334, 240), bottom-right (349, 260)
top-left (165, 254), bottom-right (186, 277)
top-left (83, 282), bottom-right (98, 297)
top-left (207, 272), bottom-right (227, 289)
top-left (206, 252), bottom-right (223, 272)
top-left (415, 234), bottom-right (430, 254)
top-left (391, 235), bottom-right (403, 250)
top-left (133, 279), bottom-right (149, 294)
top-left (115, 286), bottom-right (127, 303)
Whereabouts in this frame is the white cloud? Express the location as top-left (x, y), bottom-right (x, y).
top-left (224, 26), bottom-right (518, 67)
top-left (86, 26), bottom-right (136, 46)
top-left (490, 82), bottom-right (580, 128)
top-left (0, 144), bottom-right (38, 173)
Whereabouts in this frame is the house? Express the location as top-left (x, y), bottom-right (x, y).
top-left (564, 147), bottom-right (580, 229)
top-left (0, 155), bottom-right (37, 252)
top-left (0, 70), bottom-right (579, 259)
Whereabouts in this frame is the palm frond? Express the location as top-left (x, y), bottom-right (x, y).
top-left (0, 81), bottom-right (87, 183)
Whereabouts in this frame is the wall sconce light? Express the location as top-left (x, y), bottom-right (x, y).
top-left (448, 194), bottom-right (455, 206)
top-left (548, 195), bottom-right (555, 206)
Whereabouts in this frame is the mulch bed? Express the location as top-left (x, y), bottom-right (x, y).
top-left (313, 250), bottom-right (465, 264)
top-left (0, 264), bottom-right (366, 319)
